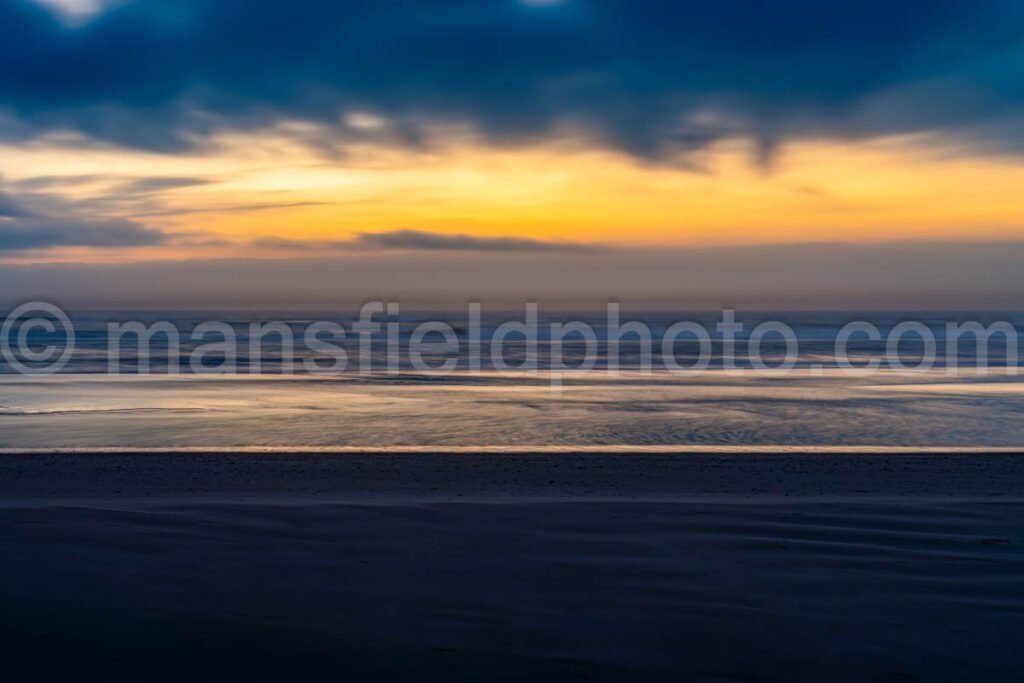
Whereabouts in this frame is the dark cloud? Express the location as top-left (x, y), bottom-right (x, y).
top-left (0, 216), bottom-right (166, 251)
top-left (251, 230), bottom-right (596, 253)
top-left (0, 183), bottom-right (169, 251)
top-left (1, 0), bottom-right (1022, 163)
top-left (352, 229), bottom-right (596, 252)
top-left (5, 175), bottom-right (325, 220)
top-left (11, 174), bottom-right (212, 194)
top-left (0, 191), bottom-right (31, 218)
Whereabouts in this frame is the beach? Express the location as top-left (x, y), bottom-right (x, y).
top-left (1, 452), bottom-right (1022, 681)
top-left (5, 369), bottom-right (1024, 450)
top-left (7, 0), bottom-right (1024, 678)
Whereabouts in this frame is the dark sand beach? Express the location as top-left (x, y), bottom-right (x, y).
top-left (1, 452), bottom-right (1022, 682)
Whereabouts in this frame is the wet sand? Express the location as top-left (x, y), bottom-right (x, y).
top-left (6, 372), bottom-right (1024, 449)
top-left (1, 453), bottom-right (1023, 681)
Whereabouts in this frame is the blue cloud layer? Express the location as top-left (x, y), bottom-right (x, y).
top-left (0, 187), bottom-right (167, 251)
top-left (3, 0), bottom-right (1023, 161)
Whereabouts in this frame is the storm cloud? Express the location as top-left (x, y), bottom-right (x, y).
top-left (2, 0), bottom-right (1024, 162)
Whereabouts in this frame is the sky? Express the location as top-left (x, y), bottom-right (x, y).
top-left (2, 0), bottom-right (1024, 307)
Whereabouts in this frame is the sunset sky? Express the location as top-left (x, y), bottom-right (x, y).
top-left (3, 0), bottom-right (1024, 306)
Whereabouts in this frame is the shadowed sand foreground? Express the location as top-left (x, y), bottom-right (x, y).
top-left (1, 453), bottom-right (1022, 682)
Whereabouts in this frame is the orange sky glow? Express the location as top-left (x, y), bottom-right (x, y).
top-left (4, 124), bottom-right (1024, 264)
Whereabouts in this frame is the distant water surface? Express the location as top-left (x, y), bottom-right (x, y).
top-left (1, 310), bottom-right (1022, 449)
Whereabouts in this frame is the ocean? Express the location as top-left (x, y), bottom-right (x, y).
top-left (2, 309), bottom-right (1023, 449)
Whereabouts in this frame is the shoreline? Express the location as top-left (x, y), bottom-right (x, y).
top-left (4, 445), bottom-right (1024, 454)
